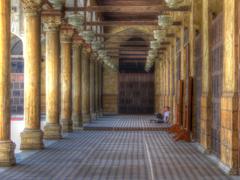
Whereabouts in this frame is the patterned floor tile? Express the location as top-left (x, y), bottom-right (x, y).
top-left (0, 115), bottom-right (234, 180)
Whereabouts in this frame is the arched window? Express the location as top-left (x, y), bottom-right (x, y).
top-left (11, 34), bottom-right (24, 114)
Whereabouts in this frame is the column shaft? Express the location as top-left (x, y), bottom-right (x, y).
top-left (60, 32), bottom-right (73, 132)
top-left (20, 1), bottom-right (43, 150)
top-left (43, 18), bottom-right (62, 139)
top-left (90, 58), bottom-right (95, 120)
top-left (98, 64), bottom-right (103, 115)
top-left (200, 0), bottom-right (212, 151)
top-left (72, 41), bottom-right (82, 129)
top-left (220, 0), bottom-right (238, 174)
top-left (81, 49), bottom-right (90, 122)
top-left (94, 62), bottom-right (99, 116)
top-left (0, 0), bottom-right (15, 166)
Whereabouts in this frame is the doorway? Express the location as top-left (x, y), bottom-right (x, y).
top-left (118, 37), bottom-right (154, 114)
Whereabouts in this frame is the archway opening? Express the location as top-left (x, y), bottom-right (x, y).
top-left (11, 34), bottom-right (24, 114)
top-left (118, 37), bottom-right (154, 114)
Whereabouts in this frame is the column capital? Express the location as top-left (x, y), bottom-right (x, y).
top-left (72, 33), bottom-right (85, 47)
top-left (84, 44), bottom-right (92, 54)
top-left (21, 0), bottom-right (42, 14)
top-left (60, 26), bottom-right (74, 43)
top-left (90, 53), bottom-right (97, 62)
top-left (42, 15), bottom-right (62, 32)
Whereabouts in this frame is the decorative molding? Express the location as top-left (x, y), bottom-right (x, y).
top-left (42, 15), bottom-right (61, 32)
top-left (60, 27), bottom-right (74, 43)
top-left (21, 0), bottom-right (42, 14)
top-left (72, 33), bottom-right (85, 47)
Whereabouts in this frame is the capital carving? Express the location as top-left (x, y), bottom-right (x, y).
top-left (72, 33), bottom-right (84, 47)
top-left (60, 29), bottom-right (74, 43)
top-left (42, 15), bottom-right (61, 32)
top-left (84, 44), bottom-right (92, 53)
top-left (21, 0), bottom-right (42, 14)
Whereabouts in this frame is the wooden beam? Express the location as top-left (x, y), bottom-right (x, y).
top-left (96, 33), bottom-right (152, 37)
top-left (105, 47), bottom-right (167, 51)
top-left (97, 33), bottom-right (175, 38)
top-left (65, 5), bottom-right (191, 13)
top-left (85, 21), bottom-right (182, 26)
top-left (104, 41), bottom-right (149, 45)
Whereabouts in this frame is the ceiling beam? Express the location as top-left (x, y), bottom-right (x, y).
top-left (96, 33), bottom-right (152, 37)
top-left (85, 21), bottom-right (181, 26)
top-left (104, 41), bottom-right (149, 45)
top-left (106, 47), bottom-right (167, 51)
top-left (98, 33), bottom-right (175, 39)
top-left (65, 5), bottom-right (190, 13)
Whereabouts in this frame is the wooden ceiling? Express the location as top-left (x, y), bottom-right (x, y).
top-left (92, 0), bottom-right (166, 73)
top-left (96, 0), bottom-right (164, 21)
top-left (119, 37), bottom-right (150, 73)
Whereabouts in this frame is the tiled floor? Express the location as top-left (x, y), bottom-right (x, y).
top-left (84, 115), bottom-right (170, 131)
top-left (0, 115), bottom-right (235, 180)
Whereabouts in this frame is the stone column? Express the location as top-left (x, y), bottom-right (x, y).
top-left (0, 0), bottom-right (16, 166)
top-left (60, 29), bottom-right (74, 132)
top-left (169, 45), bottom-right (174, 123)
top-left (166, 54), bottom-right (170, 106)
top-left (90, 55), bottom-right (95, 120)
top-left (72, 36), bottom-right (83, 129)
top-left (220, 0), bottom-right (238, 174)
top-left (20, 0), bottom-right (44, 150)
top-left (200, 0), bottom-right (212, 152)
top-left (173, 39), bottom-right (177, 124)
top-left (163, 60), bottom-right (167, 106)
top-left (159, 61), bottom-right (163, 110)
top-left (82, 47), bottom-right (91, 123)
top-left (154, 60), bottom-right (160, 113)
top-left (94, 61), bottom-right (99, 116)
top-left (98, 63), bottom-right (103, 116)
top-left (43, 15), bottom-right (62, 139)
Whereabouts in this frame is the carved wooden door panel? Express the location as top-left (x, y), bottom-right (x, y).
top-left (194, 34), bottom-right (202, 141)
top-left (119, 73), bottom-right (154, 114)
top-left (211, 13), bottom-right (223, 158)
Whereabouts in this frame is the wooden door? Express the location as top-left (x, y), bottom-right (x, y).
top-left (211, 13), bottom-right (223, 158)
top-left (176, 38), bottom-right (181, 81)
top-left (194, 34), bottom-right (202, 141)
top-left (184, 77), bottom-right (193, 131)
top-left (119, 73), bottom-right (154, 114)
top-left (176, 80), bottom-right (184, 126)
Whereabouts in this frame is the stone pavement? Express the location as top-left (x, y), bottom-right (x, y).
top-left (84, 115), bottom-right (170, 131)
top-left (0, 115), bottom-right (234, 180)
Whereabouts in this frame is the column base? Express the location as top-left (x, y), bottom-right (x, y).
top-left (72, 114), bottom-right (82, 130)
top-left (61, 119), bottom-right (73, 133)
top-left (0, 141), bottom-right (16, 166)
top-left (43, 123), bottom-right (62, 140)
top-left (82, 114), bottom-right (90, 123)
top-left (20, 129), bottom-right (44, 150)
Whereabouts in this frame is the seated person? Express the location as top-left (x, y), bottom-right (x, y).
top-left (162, 106), bottom-right (170, 123)
top-left (151, 106), bottom-right (170, 123)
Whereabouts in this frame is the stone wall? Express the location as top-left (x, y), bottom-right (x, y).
top-left (102, 65), bottom-right (118, 114)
